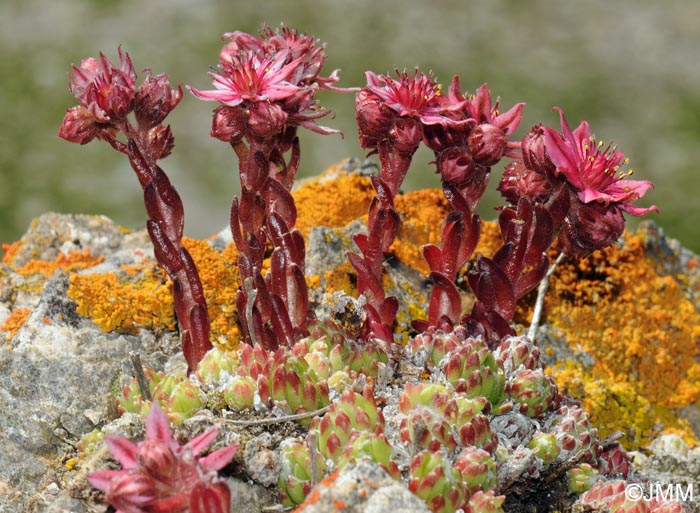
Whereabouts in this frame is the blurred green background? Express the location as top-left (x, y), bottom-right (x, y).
top-left (1, 0), bottom-right (698, 250)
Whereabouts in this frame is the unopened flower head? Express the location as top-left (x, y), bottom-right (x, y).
top-left (69, 47), bottom-right (137, 123)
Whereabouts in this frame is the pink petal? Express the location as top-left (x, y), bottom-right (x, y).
top-left (184, 428), bottom-right (218, 456)
top-left (260, 83), bottom-right (303, 102)
top-left (298, 119), bottom-right (343, 136)
top-left (543, 126), bottom-right (582, 189)
top-left (87, 469), bottom-right (126, 493)
top-left (620, 203), bottom-right (659, 216)
top-left (198, 444), bottom-right (239, 471)
top-left (578, 188), bottom-right (613, 205)
top-left (145, 402), bottom-right (175, 445)
top-left (187, 86), bottom-right (243, 106)
top-left (105, 435), bottom-right (138, 469)
top-left (494, 102), bottom-right (525, 135)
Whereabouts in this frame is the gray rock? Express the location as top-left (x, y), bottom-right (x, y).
top-left (294, 460), bottom-right (430, 513)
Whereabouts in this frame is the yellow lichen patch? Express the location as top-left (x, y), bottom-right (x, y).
top-left (542, 230), bottom-right (700, 447)
top-left (68, 268), bottom-right (175, 334)
top-left (392, 189), bottom-right (450, 274)
top-left (1, 308), bottom-right (32, 342)
top-left (552, 360), bottom-right (658, 447)
top-left (182, 238), bottom-right (241, 351)
top-left (318, 262), bottom-right (358, 297)
top-left (13, 248), bottom-right (104, 276)
top-left (293, 166), bottom-right (375, 237)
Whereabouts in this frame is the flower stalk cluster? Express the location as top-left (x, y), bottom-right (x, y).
top-left (58, 48), bottom-right (212, 373)
top-left (189, 27), bottom-right (352, 350)
top-left (58, 28), bottom-right (662, 513)
top-left (353, 70), bottom-right (657, 347)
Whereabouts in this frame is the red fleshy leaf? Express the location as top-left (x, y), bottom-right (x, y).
top-left (147, 219), bottom-right (182, 276)
top-left (423, 244), bottom-right (443, 273)
top-left (270, 295), bottom-right (294, 347)
top-left (427, 271), bottom-right (462, 326)
top-left (468, 257), bottom-right (515, 320)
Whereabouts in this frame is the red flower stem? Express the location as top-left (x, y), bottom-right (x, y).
top-left (120, 121), bottom-right (212, 373)
top-left (351, 142), bottom-right (414, 344)
top-left (229, 134), bottom-right (311, 347)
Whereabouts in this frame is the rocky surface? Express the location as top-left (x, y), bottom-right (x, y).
top-left (0, 202), bottom-right (698, 513)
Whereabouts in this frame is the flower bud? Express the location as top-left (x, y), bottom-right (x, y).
top-left (58, 106), bottom-right (99, 144)
top-left (389, 117), bottom-right (423, 154)
top-left (86, 70), bottom-right (135, 122)
top-left (211, 105), bottom-right (248, 143)
top-left (436, 147), bottom-right (476, 185)
top-left (248, 101), bottom-right (287, 139)
top-left (355, 90), bottom-right (396, 148)
top-left (559, 202), bottom-right (625, 257)
top-left (136, 439), bottom-right (178, 483)
top-left (146, 124), bottom-right (175, 160)
top-left (467, 123), bottom-right (507, 166)
top-left (521, 124), bottom-right (554, 175)
top-left (134, 73), bottom-right (183, 128)
top-left (498, 161), bottom-right (553, 205)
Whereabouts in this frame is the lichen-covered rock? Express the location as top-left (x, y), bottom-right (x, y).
top-left (2, 165), bottom-right (700, 513)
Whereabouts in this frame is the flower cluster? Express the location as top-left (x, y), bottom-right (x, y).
top-left (354, 69), bottom-right (656, 346)
top-left (88, 403), bottom-right (237, 513)
top-left (58, 47), bottom-right (211, 373)
top-left (188, 27), bottom-right (353, 351)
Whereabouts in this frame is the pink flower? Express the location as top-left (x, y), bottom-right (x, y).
top-left (188, 30), bottom-right (343, 140)
top-left (363, 69), bottom-right (455, 126)
top-left (188, 52), bottom-right (302, 107)
top-left (458, 81), bottom-right (525, 136)
top-left (356, 69), bottom-right (468, 150)
top-left (221, 26), bottom-right (347, 91)
top-left (88, 402), bottom-right (237, 513)
top-left (543, 108), bottom-right (658, 216)
top-left (68, 47), bottom-right (137, 123)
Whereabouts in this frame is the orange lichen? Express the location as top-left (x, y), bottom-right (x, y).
top-left (181, 238), bottom-right (241, 351)
top-left (1, 308), bottom-right (32, 341)
top-left (68, 268), bottom-right (175, 334)
top-left (13, 248), bottom-right (104, 276)
top-left (539, 231), bottom-right (700, 447)
top-left (293, 163), bottom-right (375, 237)
top-left (392, 189), bottom-right (450, 274)
top-left (1, 240), bottom-right (21, 265)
